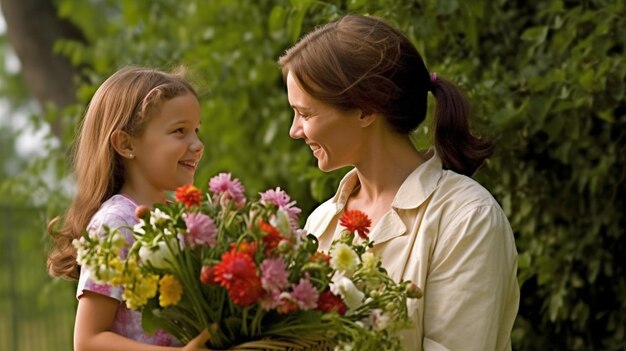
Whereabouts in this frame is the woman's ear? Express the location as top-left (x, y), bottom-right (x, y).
top-left (358, 111), bottom-right (377, 128)
top-left (110, 130), bottom-right (135, 159)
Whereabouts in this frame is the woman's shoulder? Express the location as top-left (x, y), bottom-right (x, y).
top-left (435, 170), bottom-right (501, 209)
top-left (425, 170), bottom-right (509, 234)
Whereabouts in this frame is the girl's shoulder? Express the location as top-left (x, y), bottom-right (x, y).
top-left (87, 194), bottom-right (138, 235)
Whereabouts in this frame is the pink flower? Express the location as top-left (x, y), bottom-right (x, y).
top-left (260, 187), bottom-right (292, 207)
top-left (260, 258), bottom-right (289, 291)
top-left (260, 188), bottom-right (302, 230)
top-left (183, 213), bottom-right (217, 248)
top-left (282, 206), bottom-right (302, 231)
top-left (259, 289), bottom-right (281, 310)
top-left (291, 278), bottom-right (319, 310)
top-left (208, 173), bottom-right (246, 207)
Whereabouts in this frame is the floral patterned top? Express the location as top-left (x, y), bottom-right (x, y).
top-left (76, 194), bottom-right (180, 346)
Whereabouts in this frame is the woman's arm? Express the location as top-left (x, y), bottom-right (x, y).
top-left (74, 291), bottom-right (210, 351)
top-left (423, 205), bottom-right (519, 351)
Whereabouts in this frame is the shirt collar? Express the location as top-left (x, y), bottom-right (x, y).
top-left (331, 148), bottom-right (443, 211)
top-left (392, 148), bottom-right (442, 209)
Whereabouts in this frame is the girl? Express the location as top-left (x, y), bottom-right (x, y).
top-left (279, 15), bottom-right (519, 350)
top-left (47, 66), bottom-right (210, 351)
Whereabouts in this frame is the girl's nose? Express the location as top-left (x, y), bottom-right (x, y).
top-left (289, 115), bottom-right (303, 139)
top-left (190, 135), bottom-right (204, 154)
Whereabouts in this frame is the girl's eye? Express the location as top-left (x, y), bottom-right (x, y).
top-left (174, 128), bottom-right (185, 134)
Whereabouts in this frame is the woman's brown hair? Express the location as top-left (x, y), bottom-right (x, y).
top-left (278, 14), bottom-right (493, 176)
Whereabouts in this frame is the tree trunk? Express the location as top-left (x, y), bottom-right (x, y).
top-left (0, 0), bottom-right (85, 137)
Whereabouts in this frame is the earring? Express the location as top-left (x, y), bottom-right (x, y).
top-left (129, 153), bottom-right (135, 159)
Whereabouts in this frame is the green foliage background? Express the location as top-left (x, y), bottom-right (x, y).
top-left (1, 0), bottom-right (624, 350)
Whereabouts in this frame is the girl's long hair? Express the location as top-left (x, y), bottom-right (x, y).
top-left (47, 66), bottom-right (196, 280)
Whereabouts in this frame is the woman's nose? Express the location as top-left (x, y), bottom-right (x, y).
top-left (289, 115), bottom-right (303, 139)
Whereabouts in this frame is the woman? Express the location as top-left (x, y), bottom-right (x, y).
top-left (279, 15), bottom-right (519, 350)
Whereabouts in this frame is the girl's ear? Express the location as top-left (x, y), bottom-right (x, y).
top-left (110, 130), bottom-right (135, 159)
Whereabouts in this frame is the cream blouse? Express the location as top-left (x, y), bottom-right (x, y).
top-left (305, 150), bottom-right (519, 351)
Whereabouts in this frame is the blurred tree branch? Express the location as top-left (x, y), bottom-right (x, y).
top-left (0, 0), bottom-right (85, 137)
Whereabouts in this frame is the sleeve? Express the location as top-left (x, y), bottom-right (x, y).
top-left (76, 211), bottom-right (134, 302)
top-left (422, 204), bottom-right (519, 351)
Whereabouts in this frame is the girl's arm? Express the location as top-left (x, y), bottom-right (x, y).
top-left (74, 291), bottom-right (211, 351)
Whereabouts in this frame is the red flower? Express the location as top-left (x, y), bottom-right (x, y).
top-left (309, 252), bottom-right (331, 265)
top-left (175, 185), bottom-right (203, 208)
top-left (339, 210), bottom-right (372, 239)
top-left (200, 265), bottom-right (216, 285)
top-left (213, 250), bottom-right (263, 306)
top-left (228, 278), bottom-right (264, 307)
top-left (258, 219), bottom-right (283, 255)
top-left (317, 290), bottom-right (346, 316)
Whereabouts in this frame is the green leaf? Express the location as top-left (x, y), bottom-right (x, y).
top-left (578, 69), bottom-right (594, 92)
top-left (521, 26), bottom-right (549, 45)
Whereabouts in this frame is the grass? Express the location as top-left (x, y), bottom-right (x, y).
top-left (1, 205), bottom-right (76, 351)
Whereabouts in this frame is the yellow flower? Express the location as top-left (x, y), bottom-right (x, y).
top-left (361, 252), bottom-right (379, 271)
top-left (159, 274), bottom-right (183, 307)
top-left (329, 243), bottom-right (359, 276)
top-left (123, 273), bottom-right (159, 309)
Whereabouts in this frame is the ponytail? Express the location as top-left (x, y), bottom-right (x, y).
top-left (430, 77), bottom-right (494, 176)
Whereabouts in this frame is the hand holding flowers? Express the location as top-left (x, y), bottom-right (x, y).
top-left (74, 173), bottom-right (422, 350)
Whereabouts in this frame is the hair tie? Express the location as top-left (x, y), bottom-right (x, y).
top-left (430, 72), bottom-right (438, 83)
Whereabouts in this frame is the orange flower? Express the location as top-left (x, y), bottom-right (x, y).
top-left (174, 184), bottom-right (203, 208)
top-left (339, 210), bottom-right (372, 239)
top-left (258, 219), bottom-right (283, 255)
top-left (230, 241), bottom-right (257, 257)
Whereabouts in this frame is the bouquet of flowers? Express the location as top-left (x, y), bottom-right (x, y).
top-left (74, 173), bottom-right (422, 350)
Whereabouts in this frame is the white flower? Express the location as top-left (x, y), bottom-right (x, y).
top-left (133, 219), bottom-right (146, 234)
top-left (329, 243), bottom-right (359, 276)
top-left (111, 231), bottom-right (127, 249)
top-left (370, 309), bottom-right (391, 331)
top-left (150, 208), bottom-right (171, 226)
top-left (96, 263), bottom-right (118, 282)
top-left (138, 241), bottom-right (176, 270)
top-left (330, 272), bottom-right (365, 310)
top-left (73, 238), bottom-right (89, 266)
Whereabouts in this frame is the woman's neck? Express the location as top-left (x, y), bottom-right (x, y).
top-left (346, 132), bottom-right (424, 226)
top-left (354, 134), bottom-right (424, 201)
